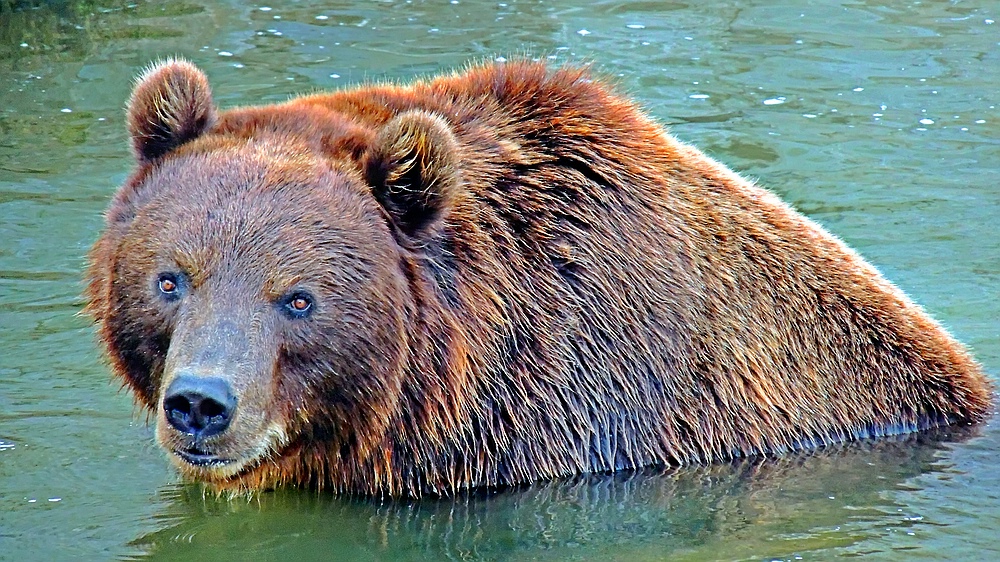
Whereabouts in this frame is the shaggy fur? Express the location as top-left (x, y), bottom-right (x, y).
top-left (87, 59), bottom-right (992, 497)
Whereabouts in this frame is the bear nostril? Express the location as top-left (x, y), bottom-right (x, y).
top-left (199, 397), bottom-right (225, 419)
top-left (162, 375), bottom-right (237, 438)
top-left (164, 394), bottom-right (193, 416)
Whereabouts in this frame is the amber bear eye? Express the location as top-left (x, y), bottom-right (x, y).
top-left (283, 292), bottom-right (314, 318)
top-left (157, 273), bottom-right (180, 299)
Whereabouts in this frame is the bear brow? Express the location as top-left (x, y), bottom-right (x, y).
top-left (172, 246), bottom-right (217, 288)
top-left (263, 273), bottom-right (305, 300)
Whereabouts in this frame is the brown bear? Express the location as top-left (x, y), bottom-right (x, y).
top-left (87, 58), bottom-right (992, 498)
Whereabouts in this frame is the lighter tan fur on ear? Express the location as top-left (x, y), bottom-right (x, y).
top-left (127, 58), bottom-right (217, 162)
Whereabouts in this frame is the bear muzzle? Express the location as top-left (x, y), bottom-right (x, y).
top-left (155, 316), bottom-right (289, 480)
top-left (158, 374), bottom-right (241, 471)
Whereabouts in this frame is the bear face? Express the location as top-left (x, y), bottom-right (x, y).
top-left (88, 59), bottom-right (992, 498)
top-left (119, 150), bottom-right (410, 482)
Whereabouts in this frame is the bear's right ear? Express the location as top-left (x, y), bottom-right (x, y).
top-left (364, 110), bottom-right (462, 240)
top-left (127, 59), bottom-right (217, 163)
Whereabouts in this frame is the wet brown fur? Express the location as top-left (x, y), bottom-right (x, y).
top-left (87, 59), bottom-right (993, 497)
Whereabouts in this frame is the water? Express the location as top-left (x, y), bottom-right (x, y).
top-left (1, 0), bottom-right (998, 559)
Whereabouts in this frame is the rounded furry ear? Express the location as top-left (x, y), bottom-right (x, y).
top-left (364, 110), bottom-right (462, 239)
top-left (127, 58), bottom-right (217, 162)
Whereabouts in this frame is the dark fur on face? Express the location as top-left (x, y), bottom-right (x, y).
top-left (87, 59), bottom-right (992, 497)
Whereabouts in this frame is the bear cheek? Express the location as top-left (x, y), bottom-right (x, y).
top-left (103, 260), bottom-right (170, 408)
top-left (274, 334), bottom-right (401, 459)
top-left (277, 295), bottom-right (410, 466)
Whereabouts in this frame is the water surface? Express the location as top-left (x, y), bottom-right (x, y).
top-left (1, 1), bottom-right (998, 560)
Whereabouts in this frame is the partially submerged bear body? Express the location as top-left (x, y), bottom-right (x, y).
top-left (87, 59), bottom-right (992, 497)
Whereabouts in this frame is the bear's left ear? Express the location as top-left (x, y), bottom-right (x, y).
top-left (127, 58), bottom-right (217, 163)
top-left (364, 110), bottom-right (462, 240)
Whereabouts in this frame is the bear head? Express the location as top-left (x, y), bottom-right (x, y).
top-left (86, 60), bottom-right (464, 492)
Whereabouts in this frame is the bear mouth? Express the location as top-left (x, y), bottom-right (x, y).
top-left (159, 421), bottom-right (289, 482)
top-left (175, 447), bottom-right (235, 468)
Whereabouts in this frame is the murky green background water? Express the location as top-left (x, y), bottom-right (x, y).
top-left (1, 0), bottom-right (998, 560)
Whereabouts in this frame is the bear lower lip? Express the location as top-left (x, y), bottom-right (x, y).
top-left (176, 448), bottom-right (233, 467)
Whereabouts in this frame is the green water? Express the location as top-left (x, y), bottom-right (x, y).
top-left (1, 0), bottom-right (998, 560)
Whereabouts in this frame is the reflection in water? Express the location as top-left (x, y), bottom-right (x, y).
top-left (131, 426), bottom-right (979, 561)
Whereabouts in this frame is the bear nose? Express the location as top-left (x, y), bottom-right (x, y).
top-left (162, 375), bottom-right (237, 438)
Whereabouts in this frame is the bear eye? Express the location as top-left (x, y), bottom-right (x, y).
top-left (156, 273), bottom-right (181, 300)
top-left (282, 291), bottom-right (314, 319)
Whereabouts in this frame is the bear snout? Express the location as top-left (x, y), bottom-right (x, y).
top-left (162, 374), bottom-right (238, 439)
